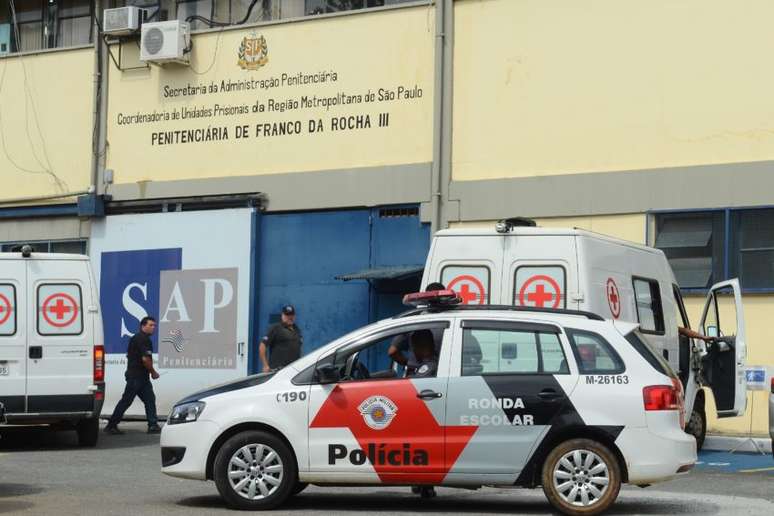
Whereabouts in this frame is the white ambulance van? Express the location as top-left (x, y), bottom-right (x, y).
top-left (421, 219), bottom-right (747, 448)
top-left (0, 246), bottom-right (105, 446)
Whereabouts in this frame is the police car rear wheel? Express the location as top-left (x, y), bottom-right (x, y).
top-left (214, 431), bottom-right (296, 510)
top-left (541, 439), bottom-right (621, 515)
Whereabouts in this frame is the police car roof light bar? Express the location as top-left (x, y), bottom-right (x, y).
top-left (402, 289), bottom-right (462, 307)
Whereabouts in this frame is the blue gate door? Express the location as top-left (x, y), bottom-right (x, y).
top-left (253, 207), bottom-right (430, 374)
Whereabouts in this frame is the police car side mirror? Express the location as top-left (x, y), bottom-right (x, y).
top-left (315, 364), bottom-right (340, 384)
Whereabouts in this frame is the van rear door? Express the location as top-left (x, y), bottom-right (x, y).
top-left (698, 279), bottom-right (747, 418)
top-left (26, 259), bottom-right (94, 414)
top-left (0, 259), bottom-right (26, 414)
top-left (424, 234), bottom-right (501, 305)
top-left (505, 235), bottom-right (579, 310)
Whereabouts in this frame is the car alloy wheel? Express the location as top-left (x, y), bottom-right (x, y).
top-left (227, 443), bottom-right (284, 500)
top-left (542, 438), bottom-right (621, 515)
top-left (214, 430), bottom-right (297, 510)
top-left (552, 449), bottom-right (610, 507)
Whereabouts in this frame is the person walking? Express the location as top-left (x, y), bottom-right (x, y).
top-left (104, 316), bottom-right (162, 435)
top-left (259, 305), bottom-right (303, 372)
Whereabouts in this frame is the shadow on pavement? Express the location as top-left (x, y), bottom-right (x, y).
top-left (0, 484), bottom-right (41, 514)
top-left (0, 483), bottom-right (44, 498)
top-left (0, 423), bottom-right (156, 452)
top-left (0, 500), bottom-right (35, 514)
top-left (176, 490), bottom-right (721, 515)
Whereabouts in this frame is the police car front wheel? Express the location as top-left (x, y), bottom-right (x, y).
top-left (213, 430), bottom-right (297, 510)
top-left (541, 439), bottom-right (621, 516)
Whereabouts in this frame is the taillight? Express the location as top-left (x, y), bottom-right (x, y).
top-left (643, 379), bottom-right (685, 428)
top-left (94, 345), bottom-right (105, 383)
top-left (771, 377), bottom-right (774, 394)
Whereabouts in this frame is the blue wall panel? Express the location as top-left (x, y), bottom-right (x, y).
top-left (256, 210), bottom-right (371, 371)
top-left (254, 207), bottom-right (431, 373)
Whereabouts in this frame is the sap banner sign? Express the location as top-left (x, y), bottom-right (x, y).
top-left (90, 209), bottom-right (252, 416)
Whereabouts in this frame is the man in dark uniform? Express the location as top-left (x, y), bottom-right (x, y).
top-left (104, 316), bottom-right (161, 435)
top-left (407, 329), bottom-right (439, 499)
top-left (388, 282), bottom-right (446, 366)
top-left (260, 305), bottom-right (303, 373)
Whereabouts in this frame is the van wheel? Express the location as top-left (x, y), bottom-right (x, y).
top-left (213, 431), bottom-right (296, 510)
top-left (541, 439), bottom-right (621, 516)
top-left (76, 418), bottom-right (99, 447)
top-left (686, 407), bottom-right (706, 450)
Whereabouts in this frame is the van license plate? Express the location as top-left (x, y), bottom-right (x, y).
top-left (0, 364), bottom-right (8, 376)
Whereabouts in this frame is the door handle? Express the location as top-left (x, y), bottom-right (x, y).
top-left (417, 389), bottom-right (443, 400)
top-left (538, 388), bottom-right (564, 401)
top-left (29, 346), bottom-right (42, 359)
top-left (237, 342), bottom-right (245, 357)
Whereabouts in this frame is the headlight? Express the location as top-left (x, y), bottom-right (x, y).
top-left (168, 401), bottom-right (205, 425)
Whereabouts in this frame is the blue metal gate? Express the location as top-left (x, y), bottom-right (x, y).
top-left (251, 206), bottom-right (429, 373)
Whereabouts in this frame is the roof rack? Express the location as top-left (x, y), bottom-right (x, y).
top-left (395, 304), bottom-right (604, 321)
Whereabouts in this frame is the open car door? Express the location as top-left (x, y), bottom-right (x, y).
top-left (699, 279), bottom-right (747, 418)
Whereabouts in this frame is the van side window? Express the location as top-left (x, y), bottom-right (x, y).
top-left (567, 329), bottom-right (625, 374)
top-left (0, 284), bottom-right (17, 336)
top-left (37, 284), bottom-right (84, 336)
top-left (632, 278), bottom-right (665, 334)
top-left (441, 265), bottom-right (490, 304)
top-left (513, 266), bottom-right (566, 309)
top-left (461, 327), bottom-right (569, 376)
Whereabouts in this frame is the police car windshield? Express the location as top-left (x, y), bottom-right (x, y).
top-left (625, 331), bottom-right (676, 378)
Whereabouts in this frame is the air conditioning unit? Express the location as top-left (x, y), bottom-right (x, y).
top-left (103, 6), bottom-right (145, 36)
top-left (140, 20), bottom-right (190, 65)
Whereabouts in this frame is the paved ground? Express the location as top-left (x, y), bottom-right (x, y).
top-left (1, 422), bottom-right (773, 515)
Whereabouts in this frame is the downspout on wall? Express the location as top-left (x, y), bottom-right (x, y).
top-left (430, 0), bottom-right (455, 234)
top-left (429, 0), bottom-right (445, 234)
top-left (91, 0), bottom-right (108, 196)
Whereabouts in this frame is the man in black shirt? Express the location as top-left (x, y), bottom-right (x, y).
top-left (259, 305), bottom-right (302, 372)
top-left (104, 316), bottom-right (161, 435)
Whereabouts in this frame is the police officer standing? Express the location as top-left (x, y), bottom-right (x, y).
top-left (259, 305), bottom-right (303, 372)
top-left (104, 316), bottom-right (161, 435)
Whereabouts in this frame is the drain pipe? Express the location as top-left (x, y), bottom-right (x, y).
top-left (90, 0), bottom-right (108, 196)
top-left (430, 0), bottom-right (446, 235)
top-left (439, 0), bottom-right (453, 229)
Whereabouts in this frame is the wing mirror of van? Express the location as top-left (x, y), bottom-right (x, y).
top-left (706, 326), bottom-right (719, 338)
top-left (315, 364), bottom-right (340, 384)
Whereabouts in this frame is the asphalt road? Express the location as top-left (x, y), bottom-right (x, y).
top-left (1, 422), bottom-right (773, 515)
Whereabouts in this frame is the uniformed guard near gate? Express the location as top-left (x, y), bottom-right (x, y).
top-left (259, 305), bottom-right (303, 372)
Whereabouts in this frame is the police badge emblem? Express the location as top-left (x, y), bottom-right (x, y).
top-left (358, 395), bottom-right (398, 430)
top-left (237, 33), bottom-right (268, 70)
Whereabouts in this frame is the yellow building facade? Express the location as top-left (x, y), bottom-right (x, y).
top-left (1, 0), bottom-right (772, 436)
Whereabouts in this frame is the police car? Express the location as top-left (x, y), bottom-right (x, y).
top-left (161, 291), bottom-right (696, 515)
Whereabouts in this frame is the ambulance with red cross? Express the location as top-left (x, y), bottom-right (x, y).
top-left (422, 218), bottom-right (748, 449)
top-left (0, 247), bottom-right (105, 445)
top-left (161, 289), bottom-right (697, 515)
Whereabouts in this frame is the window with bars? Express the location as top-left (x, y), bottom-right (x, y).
top-left (1, 239), bottom-right (87, 254)
top-left (0, 0), bottom-right (92, 54)
top-left (654, 208), bottom-right (774, 291)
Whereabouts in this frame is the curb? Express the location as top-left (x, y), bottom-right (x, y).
top-left (704, 435), bottom-right (772, 454)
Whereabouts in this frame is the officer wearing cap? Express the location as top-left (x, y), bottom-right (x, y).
top-left (259, 305), bottom-right (303, 373)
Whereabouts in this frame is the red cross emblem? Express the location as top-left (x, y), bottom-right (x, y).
top-left (0, 293), bottom-right (11, 325)
top-left (447, 275), bottom-right (486, 305)
top-left (606, 278), bottom-right (621, 319)
top-left (519, 275), bottom-right (561, 309)
top-left (42, 293), bottom-right (79, 328)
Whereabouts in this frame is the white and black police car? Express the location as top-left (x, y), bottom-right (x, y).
top-left (160, 290), bottom-right (696, 515)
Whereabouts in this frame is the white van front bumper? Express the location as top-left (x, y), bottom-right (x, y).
top-left (161, 419), bottom-right (220, 480)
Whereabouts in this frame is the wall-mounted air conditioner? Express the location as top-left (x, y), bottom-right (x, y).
top-left (140, 20), bottom-right (190, 65)
top-left (103, 6), bottom-right (145, 36)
